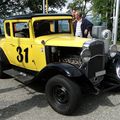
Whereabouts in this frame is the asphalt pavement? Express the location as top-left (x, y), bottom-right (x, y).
top-left (0, 46), bottom-right (120, 120)
top-left (1, 78), bottom-right (120, 120)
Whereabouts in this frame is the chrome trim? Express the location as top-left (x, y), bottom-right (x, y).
top-left (90, 54), bottom-right (105, 59)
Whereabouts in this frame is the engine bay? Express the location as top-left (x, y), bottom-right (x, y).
top-left (45, 46), bottom-right (82, 67)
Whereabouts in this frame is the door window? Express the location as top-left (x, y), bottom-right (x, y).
top-left (13, 22), bottom-right (30, 38)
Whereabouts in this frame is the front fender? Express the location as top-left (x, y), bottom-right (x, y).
top-left (37, 63), bottom-right (83, 82)
top-left (106, 51), bottom-right (120, 82)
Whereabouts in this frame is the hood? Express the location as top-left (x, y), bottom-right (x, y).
top-left (36, 34), bottom-right (91, 47)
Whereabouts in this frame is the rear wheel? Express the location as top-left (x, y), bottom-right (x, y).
top-left (0, 62), bottom-right (4, 78)
top-left (45, 75), bottom-right (81, 115)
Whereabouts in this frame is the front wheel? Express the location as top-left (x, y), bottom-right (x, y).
top-left (45, 75), bottom-right (81, 115)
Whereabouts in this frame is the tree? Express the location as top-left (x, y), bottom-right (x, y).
top-left (67, 0), bottom-right (92, 16)
top-left (25, 0), bottom-right (67, 13)
top-left (92, 0), bottom-right (114, 30)
top-left (0, 0), bottom-right (10, 6)
top-left (0, 0), bottom-right (27, 18)
top-left (92, 0), bottom-right (120, 41)
top-left (0, 0), bottom-right (67, 18)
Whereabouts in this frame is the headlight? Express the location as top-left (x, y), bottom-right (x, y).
top-left (109, 44), bottom-right (117, 58)
top-left (101, 29), bottom-right (111, 40)
top-left (81, 48), bottom-right (91, 63)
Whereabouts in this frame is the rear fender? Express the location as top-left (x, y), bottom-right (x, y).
top-left (0, 48), bottom-right (10, 66)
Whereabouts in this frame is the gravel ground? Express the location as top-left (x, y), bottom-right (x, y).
top-left (0, 46), bottom-right (120, 120)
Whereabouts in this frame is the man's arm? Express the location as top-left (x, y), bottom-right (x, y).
top-left (83, 19), bottom-right (93, 37)
top-left (85, 19), bottom-right (93, 31)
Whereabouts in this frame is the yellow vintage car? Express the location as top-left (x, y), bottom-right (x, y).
top-left (0, 14), bottom-right (119, 115)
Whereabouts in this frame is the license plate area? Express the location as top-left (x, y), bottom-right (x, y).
top-left (95, 70), bottom-right (106, 77)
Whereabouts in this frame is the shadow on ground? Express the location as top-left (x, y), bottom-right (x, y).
top-left (1, 79), bottom-right (120, 118)
top-left (74, 90), bottom-right (120, 116)
top-left (0, 94), bottom-right (47, 120)
top-left (22, 81), bottom-right (120, 116)
top-left (0, 80), bottom-right (48, 120)
top-left (0, 85), bottom-right (24, 94)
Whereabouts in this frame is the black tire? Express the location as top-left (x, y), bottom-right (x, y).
top-left (0, 61), bottom-right (3, 78)
top-left (45, 75), bottom-right (81, 115)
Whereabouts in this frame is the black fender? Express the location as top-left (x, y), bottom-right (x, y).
top-left (37, 63), bottom-right (83, 82)
top-left (0, 48), bottom-right (10, 66)
top-left (106, 51), bottom-right (120, 83)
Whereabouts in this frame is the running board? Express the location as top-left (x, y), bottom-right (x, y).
top-left (3, 69), bottom-right (34, 84)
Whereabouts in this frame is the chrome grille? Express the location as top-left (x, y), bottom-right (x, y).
top-left (87, 56), bottom-right (105, 79)
top-left (87, 41), bottom-right (105, 79)
top-left (89, 41), bottom-right (104, 56)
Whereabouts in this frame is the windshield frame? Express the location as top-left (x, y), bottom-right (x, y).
top-left (32, 16), bottom-right (72, 38)
top-left (33, 19), bottom-right (71, 38)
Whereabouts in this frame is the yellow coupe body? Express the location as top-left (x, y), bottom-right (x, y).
top-left (0, 14), bottom-right (90, 71)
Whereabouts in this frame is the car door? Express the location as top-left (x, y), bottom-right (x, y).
top-left (4, 20), bottom-right (37, 71)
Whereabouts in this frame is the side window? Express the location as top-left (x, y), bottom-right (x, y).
top-left (5, 22), bottom-right (10, 36)
top-left (58, 20), bottom-right (70, 32)
top-left (13, 22), bottom-right (29, 38)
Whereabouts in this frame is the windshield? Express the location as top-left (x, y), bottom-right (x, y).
top-left (33, 19), bottom-right (71, 37)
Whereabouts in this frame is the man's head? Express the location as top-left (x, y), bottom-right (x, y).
top-left (75, 11), bottom-right (82, 20)
top-left (72, 9), bottom-right (76, 18)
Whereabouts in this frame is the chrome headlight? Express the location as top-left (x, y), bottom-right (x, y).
top-left (109, 44), bottom-right (117, 58)
top-left (81, 49), bottom-right (91, 63)
top-left (101, 29), bottom-right (112, 40)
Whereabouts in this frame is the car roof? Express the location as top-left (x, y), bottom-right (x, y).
top-left (5, 13), bottom-right (72, 20)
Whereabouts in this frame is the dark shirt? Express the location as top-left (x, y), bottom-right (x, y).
top-left (73, 18), bottom-right (93, 38)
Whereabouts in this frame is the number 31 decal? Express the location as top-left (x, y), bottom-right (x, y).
top-left (16, 47), bottom-right (29, 63)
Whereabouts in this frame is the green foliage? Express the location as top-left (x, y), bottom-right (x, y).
top-left (0, 0), bottom-right (28, 18)
top-left (67, 0), bottom-right (91, 16)
top-left (25, 0), bottom-right (66, 13)
top-left (117, 14), bottom-right (120, 41)
top-left (0, 0), bottom-right (67, 18)
top-left (92, 0), bottom-right (114, 23)
top-left (0, 0), bottom-right (10, 6)
top-left (92, 0), bottom-right (113, 15)
top-left (92, 0), bottom-right (120, 40)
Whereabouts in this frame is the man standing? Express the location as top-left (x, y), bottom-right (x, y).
top-left (73, 11), bottom-right (93, 38)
